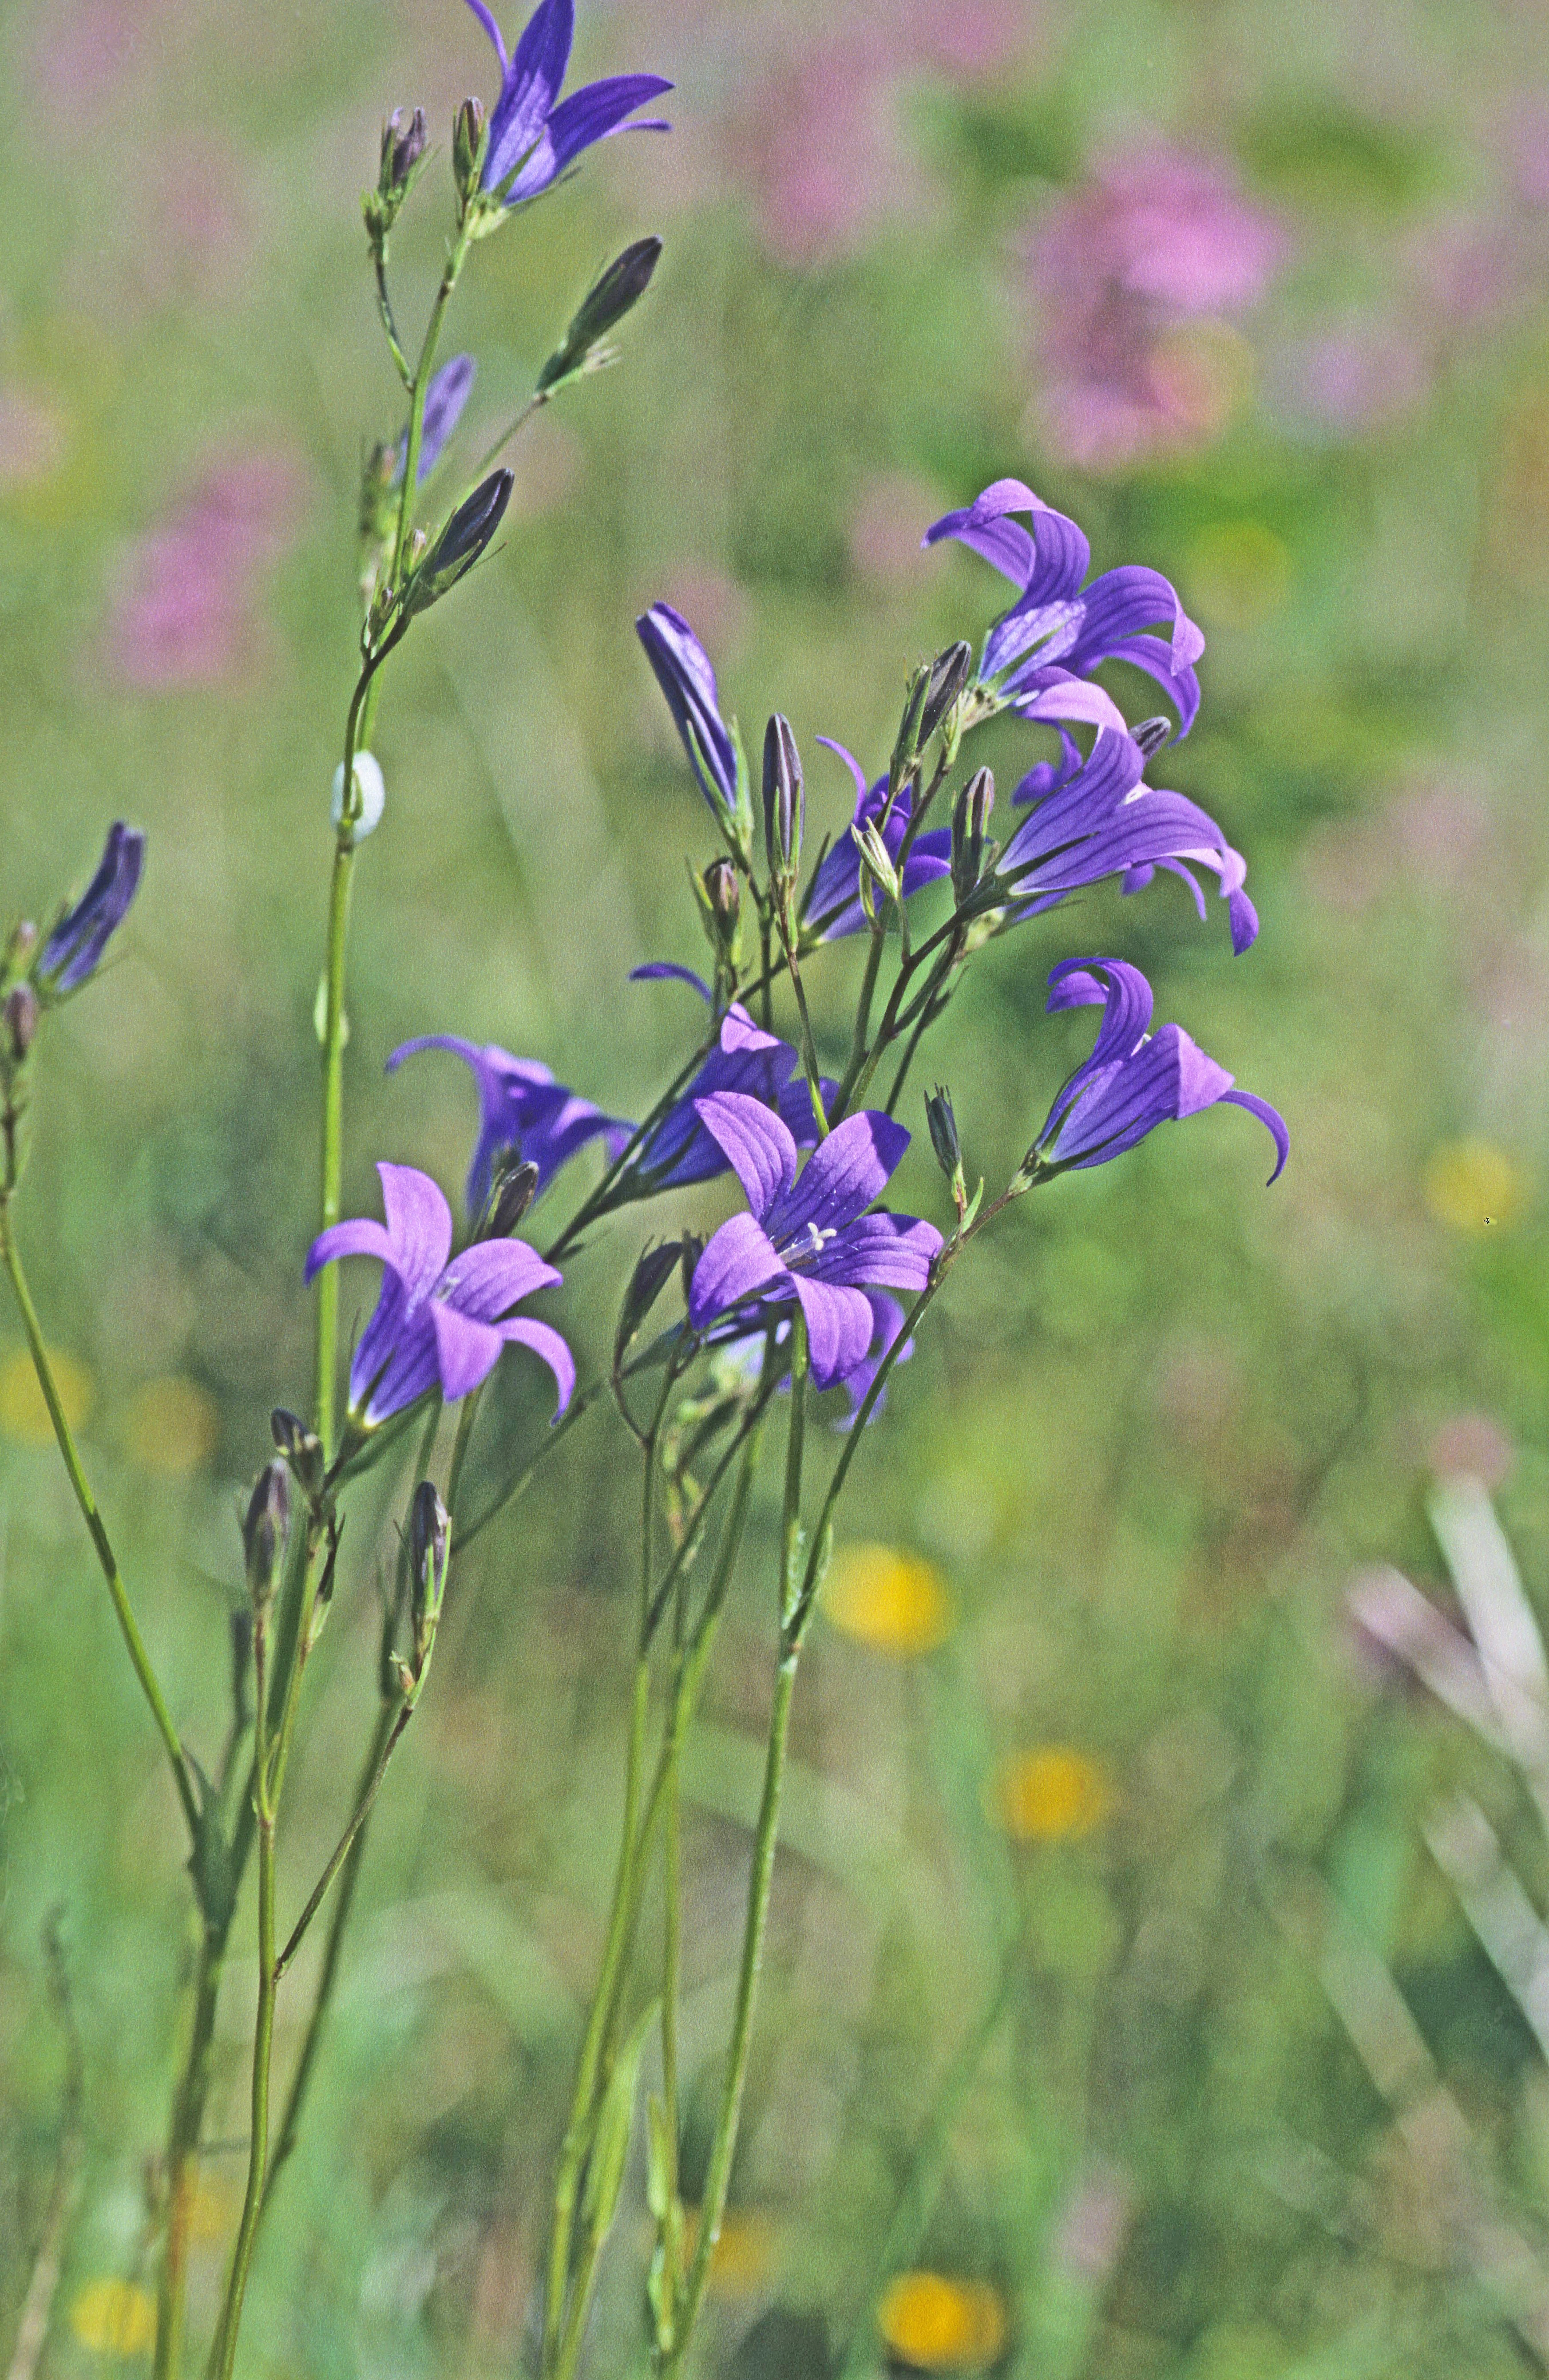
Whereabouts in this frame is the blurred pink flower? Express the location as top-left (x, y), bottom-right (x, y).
top-left (103, 445), bottom-right (310, 691)
top-left (0, 386), bottom-right (69, 489)
top-left (1429, 1413), bottom-right (1514, 1490)
top-left (848, 470), bottom-right (945, 586)
top-left (1026, 142), bottom-right (1285, 470)
top-left (1265, 321), bottom-right (1431, 437)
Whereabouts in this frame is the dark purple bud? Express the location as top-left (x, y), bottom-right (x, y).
top-left (695, 856), bottom-right (742, 967)
top-left (403, 469), bottom-right (513, 614)
top-left (1133, 716), bottom-right (1172, 759)
top-left (926, 1086), bottom-right (960, 1180)
top-left (37, 822), bottom-right (146, 998)
top-left (242, 1461), bottom-right (291, 1609)
top-left (950, 767), bottom-right (994, 904)
top-left (4, 983), bottom-right (37, 1062)
top-left (271, 1406), bottom-right (326, 1503)
top-left (409, 1481), bottom-right (450, 1673)
top-left (762, 714), bottom-right (804, 879)
top-left (453, 97), bottom-right (488, 208)
top-left (704, 858), bottom-right (740, 929)
top-left (536, 237), bottom-right (664, 394)
top-left (615, 1241), bottom-right (683, 1370)
top-left (480, 1154), bottom-right (541, 1240)
top-left (381, 106), bottom-right (428, 195)
top-left (920, 642), bottom-right (974, 743)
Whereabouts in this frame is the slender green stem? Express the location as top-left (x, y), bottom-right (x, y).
top-left (153, 1927), bottom-right (228, 2380)
top-left (0, 1202), bottom-right (198, 1841)
top-left (273, 1706), bottom-right (409, 1980)
top-left (372, 249), bottom-right (413, 389)
top-left (540, 1661), bottom-right (653, 2377)
top-left (263, 1699), bottom-right (394, 2201)
top-left (758, 912), bottom-right (774, 1032)
top-left (206, 1617), bottom-right (277, 2380)
top-left (836, 1951), bottom-right (1019, 2380)
top-left (781, 933), bottom-right (829, 1139)
top-left (665, 1328), bottom-right (808, 2371)
top-left (467, 392), bottom-right (545, 483)
top-left (666, 1647), bottom-right (800, 2372)
top-left (657, 1568), bottom-right (687, 2350)
top-left (391, 227), bottom-right (473, 586)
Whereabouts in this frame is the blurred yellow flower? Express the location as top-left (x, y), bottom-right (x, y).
top-left (681, 2205), bottom-right (779, 2295)
top-left (69, 2279), bottom-right (156, 2357)
top-left (1185, 520), bottom-right (1291, 629)
top-left (992, 1746), bottom-right (1112, 1842)
top-left (1424, 1139), bottom-right (1525, 1232)
top-left (123, 1376), bottom-right (220, 1475)
top-left (878, 2273), bottom-right (1008, 2370)
top-left (822, 1544), bottom-right (953, 1656)
top-left (0, 1344), bottom-right (93, 1444)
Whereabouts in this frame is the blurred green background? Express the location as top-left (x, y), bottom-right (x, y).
top-left (6, 0), bottom-right (1549, 2374)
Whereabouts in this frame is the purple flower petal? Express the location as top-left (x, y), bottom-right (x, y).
top-left (357, 1293), bottom-right (439, 1423)
top-left (764, 1109), bottom-right (910, 1244)
top-left (502, 73), bottom-right (673, 204)
top-left (1221, 1089), bottom-right (1289, 1184)
top-left (792, 1275), bottom-right (878, 1390)
top-left (630, 961), bottom-right (714, 1000)
top-left (305, 1217), bottom-right (396, 1283)
top-left (693, 1092), bottom-right (799, 1217)
top-left (388, 1036), bottom-right (629, 1216)
top-left (439, 1237), bottom-right (562, 1320)
top-left (463, 0), bottom-right (509, 69)
top-left (378, 1162), bottom-right (454, 1295)
top-left (800, 1212), bottom-right (941, 1293)
top-left (38, 821), bottom-right (146, 994)
top-left (394, 355), bottom-right (476, 488)
top-left (429, 1301), bottom-right (509, 1403)
top-left (688, 1212), bottom-right (788, 1329)
top-left (486, 0), bottom-right (574, 188)
top-left (499, 1317), bottom-right (576, 1415)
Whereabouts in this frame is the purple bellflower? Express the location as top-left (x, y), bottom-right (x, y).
top-left (999, 727), bottom-right (1258, 953)
top-left (37, 821), bottom-right (146, 995)
top-left (636, 604), bottom-right (741, 820)
top-left (1033, 958), bottom-right (1287, 1182)
top-left (629, 966), bottom-right (834, 1185)
top-left (686, 1091), bottom-right (943, 1389)
top-left (464, 0), bottom-right (672, 208)
top-left (394, 355), bottom-right (475, 486)
top-left (924, 478), bottom-right (1207, 736)
top-left (305, 1161), bottom-right (574, 1425)
top-left (387, 1036), bottom-right (631, 1220)
top-left (801, 741), bottom-right (952, 939)
top-left (836, 1289), bottom-right (913, 1426)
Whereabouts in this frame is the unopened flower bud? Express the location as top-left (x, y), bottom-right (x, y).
top-left (242, 1461), bottom-right (291, 1609)
top-left (615, 1241), bottom-right (682, 1371)
top-left (1133, 716), bottom-right (1172, 759)
top-left (4, 983), bottom-right (37, 1062)
top-left (852, 818), bottom-right (900, 917)
top-left (536, 237), bottom-right (664, 394)
top-left (453, 96), bottom-right (488, 207)
top-left (920, 642), bottom-right (974, 743)
top-left (926, 1085), bottom-right (960, 1180)
top-left (409, 1480), bottom-right (450, 1677)
top-left (762, 714), bottom-right (804, 881)
top-left (950, 766), bottom-right (995, 904)
top-left (889, 665), bottom-right (931, 793)
top-left (384, 107), bottom-right (427, 192)
top-left (694, 856), bottom-right (742, 968)
top-left (36, 823), bottom-right (145, 999)
top-left (481, 1154), bottom-right (541, 1239)
top-left (403, 469), bottom-right (513, 616)
top-left (271, 1407), bottom-right (326, 1502)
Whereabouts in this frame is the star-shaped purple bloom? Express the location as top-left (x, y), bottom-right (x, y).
top-left (800, 741), bottom-right (953, 940)
top-left (37, 821), bottom-right (146, 995)
top-left (1034, 958), bottom-right (1287, 1181)
top-left (686, 1093), bottom-right (943, 1390)
top-left (306, 1161), bottom-right (574, 1425)
top-left (464, 0), bottom-right (672, 208)
top-left (393, 355), bottom-right (475, 487)
top-left (629, 966), bottom-right (833, 1186)
top-left (388, 1036), bottom-right (632, 1221)
top-left (999, 727), bottom-right (1258, 953)
top-left (636, 604), bottom-right (741, 818)
top-left (924, 478), bottom-right (1206, 736)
